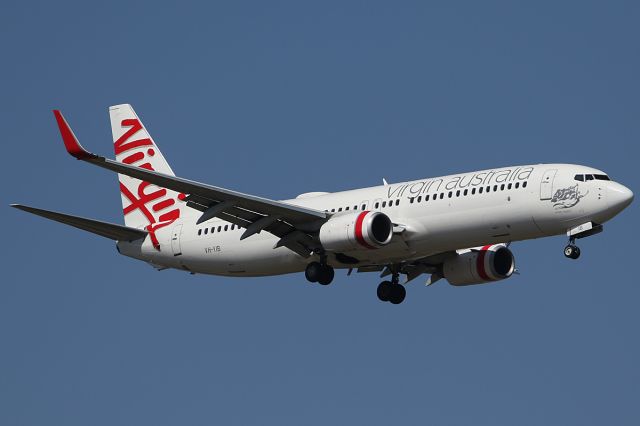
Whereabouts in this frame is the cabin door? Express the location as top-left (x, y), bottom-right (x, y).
top-left (540, 169), bottom-right (557, 200)
top-left (171, 223), bottom-right (183, 256)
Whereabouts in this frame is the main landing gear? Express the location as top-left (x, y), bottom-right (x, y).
top-left (305, 261), bottom-right (335, 285)
top-left (564, 237), bottom-right (581, 260)
top-left (376, 270), bottom-right (406, 305)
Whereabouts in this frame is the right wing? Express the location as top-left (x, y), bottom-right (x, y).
top-left (54, 110), bottom-right (329, 257)
top-left (11, 204), bottom-right (148, 241)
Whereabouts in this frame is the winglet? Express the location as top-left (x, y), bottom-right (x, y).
top-left (53, 110), bottom-right (93, 160)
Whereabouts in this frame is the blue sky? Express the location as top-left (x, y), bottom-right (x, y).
top-left (2, 1), bottom-right (638, 425)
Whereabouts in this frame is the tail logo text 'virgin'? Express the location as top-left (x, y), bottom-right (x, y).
top-left (116, 118), bottom-right (185, 249)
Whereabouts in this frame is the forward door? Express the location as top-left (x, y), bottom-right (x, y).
top-left (540, 169), bottom-right (557, 200)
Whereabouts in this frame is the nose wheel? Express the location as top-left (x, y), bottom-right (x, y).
top-left (564, 238), bottom-right (581, 259)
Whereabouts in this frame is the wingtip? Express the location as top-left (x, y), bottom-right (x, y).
top-left (10, 204), bottom-right (29, 212)
top-left (52, 110), bottom-right (92, 160)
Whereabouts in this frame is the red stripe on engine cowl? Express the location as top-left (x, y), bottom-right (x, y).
top-left (355, 211), bottom-right (376, 249)
top-left (476, 244), bottom-right (492, 281)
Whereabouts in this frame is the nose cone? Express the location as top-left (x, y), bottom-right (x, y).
top-left (608, 183), bottom-right (634, 213)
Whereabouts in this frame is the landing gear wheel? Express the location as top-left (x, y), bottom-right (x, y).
top-left (564, 245), bottom-right (581, 259)
top-left (306, 262), bottom-right (335, 285)
top-left (388, 284), bottom-right (406, 305)
top-left (377, 281), bottom-right (392, 302)
top-left (317, 265), bottom-right (335, 285)
top-left (305, 262), bottom-right (323, 283)
top-left (571, 246), bottom-right (581, 259)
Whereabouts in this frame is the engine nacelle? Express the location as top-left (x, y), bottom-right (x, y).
top-left (319, 211), bottom-right (393, 252)
top-left (443, 244), bottom-right (516, 286)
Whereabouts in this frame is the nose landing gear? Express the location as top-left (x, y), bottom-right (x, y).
top-left (564, 237), bottom-right (581, 259)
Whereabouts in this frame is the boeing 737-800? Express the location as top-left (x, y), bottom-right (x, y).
top-left (12, 105), bottom-right (634, 304)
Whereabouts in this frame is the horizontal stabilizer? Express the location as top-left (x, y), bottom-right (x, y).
top-left (11, 204), bottom-right (148, 241)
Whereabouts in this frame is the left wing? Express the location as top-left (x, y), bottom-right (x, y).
top-left (54, 110), bottom-right (329, 257)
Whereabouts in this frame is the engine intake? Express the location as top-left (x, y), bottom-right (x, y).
top-left (319, 211), bottom-right (393, 252)
top-left (443, 244), bottom-right (516, 286)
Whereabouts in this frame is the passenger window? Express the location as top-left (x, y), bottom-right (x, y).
top-left (217, 226), bottom-right (222, 232)
top-left (198, 229), bottom-right (202, 236)
top-left (507, 183), bottom-right (512, 190)
top-left (448, 191), bottom-right (452, 198)
top-left (494, 185), bottom-right (498, 192)
top-left (338, 207), bottom-right (343, 212)
top-left (331, 208), bottom-right (335, 212)
top-left (515, 182), bottom-right (520, 189)
top-left (382, 201), bottom-right (386, 208)
top-left (456, 190), bottom-right (460, 197)
top-left (426, 194), bottom-right (430, 201)
top-left (395, 199), bottom-right (400, 206)
top-left (472, 188), bottom-right (476, 195)
top-left (409, 197), bottom-right (415, 204)
top-left (345, 206), bottom-right (350, 211)
top-left (231, 224), bottom-right (235, 230)
top-left (354, 205), bottom-right (358, 210)
top-left (224, 225), bottom-right (228, 231)
top-left (417, 196), bottom-right (422, 202)
top-left (211, 227), bottom-right (215, 233)
top-left (375, 202), bottom-right (379, 208)
top-left (485, 186), bottom-right (489, 193)
top-left (575, 174), bottom-right (584, 182)
top-left (361, 204), bottom-right (366, 210)
top-left (464, 189), bottom-right (468, 196)
top-left (523, 181), bottom-right (528, 188)
top-left (440, 193), bottom-right (444, 199)
top-left (204, 228), bottom-right (208, 235)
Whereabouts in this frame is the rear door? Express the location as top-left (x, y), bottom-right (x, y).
top-left (540, 169), bottom-right (557, 200)
top-left (171, 223), bottom-right (183, 256)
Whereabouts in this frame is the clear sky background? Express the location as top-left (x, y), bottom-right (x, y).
top-left (2, 1), bottom-right (638, 425)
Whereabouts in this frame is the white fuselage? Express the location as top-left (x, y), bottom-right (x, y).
top-left (117, 163), bottom-right (631, 276)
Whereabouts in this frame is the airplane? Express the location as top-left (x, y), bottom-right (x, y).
top-left (12, 104), bottom-right (634, 304)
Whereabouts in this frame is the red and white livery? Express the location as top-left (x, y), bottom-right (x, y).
top-left (13, 105), bottom-right (634, 304)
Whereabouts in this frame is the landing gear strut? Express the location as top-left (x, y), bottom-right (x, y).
top-left (305, 260), bottom-right (334, 285)
top-left (564, 237), bottom-right (581, 260)
top-left (376, 268), bottom-right (406, 304)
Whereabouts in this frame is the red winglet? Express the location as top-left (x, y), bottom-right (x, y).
top-left (53, 110), bottom-right (92, 160)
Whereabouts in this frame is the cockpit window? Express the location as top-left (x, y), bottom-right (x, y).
top-left (575, 173), bottom-right (610, 182)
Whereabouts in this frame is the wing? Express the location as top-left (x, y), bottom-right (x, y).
top-left (53, 110), bottom-right (329, 257)
top-left (11, 204), bottom-right (148, 241)
top-left (359, 250), bottom-right (458, 284)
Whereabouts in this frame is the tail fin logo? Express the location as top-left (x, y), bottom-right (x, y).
top-left (115, 118), bottom-right (185, 250)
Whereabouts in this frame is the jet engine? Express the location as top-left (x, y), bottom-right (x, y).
top-left (319, 211), bottom-right (393, 252)
top-left (443, 244), bottom-right (516, 286)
